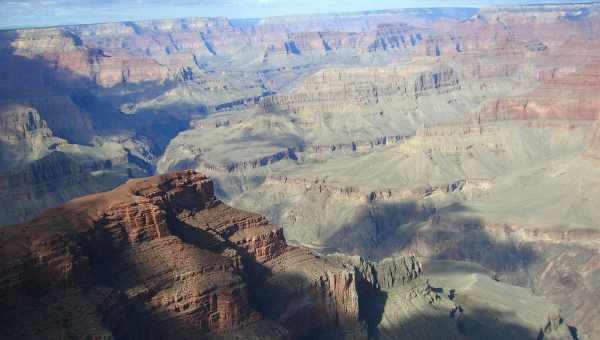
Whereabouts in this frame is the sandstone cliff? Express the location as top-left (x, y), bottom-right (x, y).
top-left (475, 58), bottom-right (600, 123)
top-left (0, 170), bottom-right (399, 339)
top-left (0, 104), bottom-right (58, 170)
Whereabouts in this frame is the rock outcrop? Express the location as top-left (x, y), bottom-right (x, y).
top-left (0, 104), bottom-right (58, 170)
top-left (0, 170), bottom-right (382, 339)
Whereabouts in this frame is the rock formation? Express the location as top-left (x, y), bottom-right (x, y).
top-left (0, 104), bottom-right (58, 170)
top-left (0, 170), bottom-right (379, 339)
top-left (475, 61), bottom-right (600, 123)
top-left (0, 170), bottom-right (568, 339)
top-left (260, 64), bottom-right (460, 114)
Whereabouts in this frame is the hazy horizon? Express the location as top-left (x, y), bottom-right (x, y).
top-left (1, 0), bottom-right (598, 29)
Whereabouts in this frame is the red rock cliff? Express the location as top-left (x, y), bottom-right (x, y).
top-left (0, 170), bottom-right (371, 339)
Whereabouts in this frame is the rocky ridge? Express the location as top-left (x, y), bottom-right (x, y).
top-left (0, 170), bottom-right (428, 339)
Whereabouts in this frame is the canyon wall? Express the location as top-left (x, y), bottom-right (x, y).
top-left (7, 3), bottom-right (593, 89)
top-left (260, 64), bottom-right (460, 114)
top-left (1, 170), bottom-right (419, 339)
top-left (0, 170), bottom-right (568, 340)
top-left (4, 3), bottom-right (600, 226)
top-left (476, 61), bottom-right (600, 123)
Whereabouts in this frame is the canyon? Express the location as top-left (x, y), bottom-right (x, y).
top-left (0, 171), bottom-right (572, 339)
top-left (1, 2), bottom-right (600, 339)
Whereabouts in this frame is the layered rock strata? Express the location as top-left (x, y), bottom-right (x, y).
top-left (476, 61), bottom-right (600, 123)
top-left (0, 170), bottom-right (393, 339)
top-left (260, 65), bottom-right (460, 115)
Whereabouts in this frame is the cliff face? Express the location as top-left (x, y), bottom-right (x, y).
top-left (0, 171), bottom-right (249, 338)
top-left (4, 3), bottom-right (600, 228)
top-left (261, 65), bottom-right (460, 115)
top-left (4, 4), bottom-right (578, 89)
top-left (0, 104), bottom-right (50, 145)
top-left (0, 4), bottom-right (597, 98)
top-left (0, 170), bottom-right (389, 339)
top-left (0, 104), bottom-right (57, 170)
top-left (157, 3), bottom-right (600, 175)
top-left (1, 14), bottom-right (467, 88)
top-left (476, 61), bottom-right (600, 122)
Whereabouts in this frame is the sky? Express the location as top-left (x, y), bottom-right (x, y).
top-left (0, 0), bottom-right (596, 29)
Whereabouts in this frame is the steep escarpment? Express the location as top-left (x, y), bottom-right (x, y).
top-left (0, 104), bottom-right (58, 170)
top-left (6, 4), bottom-right (580, 91)
top-left (0, 171), bottom-right (572, 340)
top-left (476, 60), bottom-right (600, 123)
top-left (211, 117), bottom-right (596, 337)
top-left (0, 171), bottom-right (250, 338)
top-left (0, 171), bottom-right (371, 339)
top-left (0, 15), bottom-right (457, 89)
top-left (260, 64), bottom-right (460, 114)
top-left (225, 172), bottom-right (591, 338)
top-left (6, 3), bottom-right (600, 228)
top-left (157, 59), bottom-right (479, 175)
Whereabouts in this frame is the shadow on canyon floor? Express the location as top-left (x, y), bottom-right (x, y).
top-left (0, 200), bottom-right (561, 340)
top-left (0, 30), bottom-right (125, 145)
top-left (0, 31), bottom-right (208, 225)
top-left (0, 30), bottom-right (193, 155)
top-left (246, 268), bottom-right (558, 340)
top-left (323, 200), bottom-right (540, 282)
top-left (376, 304), bottom-right (560, 340)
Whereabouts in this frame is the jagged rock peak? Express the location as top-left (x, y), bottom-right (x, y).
top-left (330, 253), bottom-right (423, 289)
